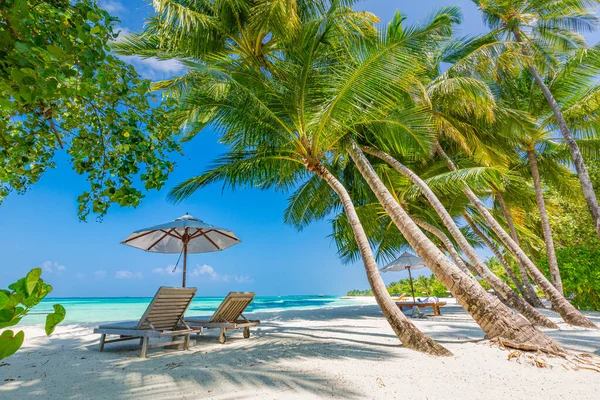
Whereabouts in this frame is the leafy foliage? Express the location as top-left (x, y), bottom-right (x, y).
top-left (0, 0), bottom-right (179, 219)
top-left (526, 188), bottom-right (600, 250)
top-left (348, 274), bottom-right (448, 297)
top-left (537, 247), bottom-right (600, 311)
top-left (346, 288), bottom-right (372, 296)
top-left (0, 268), bottom-right (65, 360)
top-left (480, 256), bottom-right (518, 292)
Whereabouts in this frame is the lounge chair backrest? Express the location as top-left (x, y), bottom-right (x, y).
top-left (209, 292), bottom-right (255, 323)
top-left (136, 286), bottom-right (197, 330)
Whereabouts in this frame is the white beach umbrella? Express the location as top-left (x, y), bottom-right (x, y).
top-left (379, 251), bottom-right (427, 304)
top-left (121, 214), bottom-right (241, 287)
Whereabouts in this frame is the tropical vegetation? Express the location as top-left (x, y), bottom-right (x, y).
top-left (0, 0), bottom-right (178, 219)
top-left (347, 274), bottom-right (448, 298)
top-left (3, 0), bottom-right (600, 357)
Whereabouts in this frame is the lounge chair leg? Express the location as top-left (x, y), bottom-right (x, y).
top-left (184, 334), bottom-right (190, 350)
top-left (140, 337), bottom-right (149, 358)
top-left (243, 327), bottom-right (250, 338)
top-left (99, 334), bottom-right (106, 352)
top-left (219, 328), bottom-right (226, 344)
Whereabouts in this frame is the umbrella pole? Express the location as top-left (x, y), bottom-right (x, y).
top-left (408, 267), bottom-right (416, 304)
top-left (182, 242), bottom-right (187, 287)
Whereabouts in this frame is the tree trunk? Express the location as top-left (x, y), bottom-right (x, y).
top-left (527, 150), bottom-right (563, 294)
top-left (349, 141), bottom-right (564, 352)
top-left (362, 145), bottom-right (556, 328)
top-left (495, 191), bottom-right (541, 304)
top-left (312, 162), bottom-right (452, 356)
top-left (411, 217), bottom-right (473, 276)
top-left (495, 192), bottom-right (521, 245)
top-left (459, 257), bottom-right (483, 279)
top-left (514, 30), bottom-right (600, 241)
top-left (435, 142), bottom-right (596, 328)
top-left (463, 213), bottom-right (544, 308)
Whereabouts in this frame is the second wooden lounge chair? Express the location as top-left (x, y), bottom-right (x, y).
top-left (93, 286), bottom-right (199, 358)
top-left (185, 292), bottom-right (260, 344)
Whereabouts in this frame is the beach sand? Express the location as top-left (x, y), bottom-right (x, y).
top-left (1, 301), bottom-right (599, 399)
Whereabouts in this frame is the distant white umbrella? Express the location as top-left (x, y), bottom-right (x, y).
top-left (121, 214), bottom-right (241, 287)
top-left (379, 251), bottom-right (427, 304)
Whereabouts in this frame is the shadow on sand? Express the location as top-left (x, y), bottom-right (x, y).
top-left (1, 304), bottom-right (599, 399)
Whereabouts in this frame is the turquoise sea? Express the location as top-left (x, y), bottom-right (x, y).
top-left (24, 295), bottom-right (373, 325)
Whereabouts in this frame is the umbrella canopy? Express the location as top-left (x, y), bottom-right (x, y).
top-left (379, 252), bottom-right (426, 273)
top-left (379, 251), bottom-right (427, 304)
top-left (121, 214), bottom-right (241, 286)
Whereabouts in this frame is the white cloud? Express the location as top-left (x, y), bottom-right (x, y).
top-left (115, 270), bottom-right (143, 280)
top-left (95, 270), bottom-right (108, 279)
top-left (99, 0), bottom-right (126, 16)
top-left (191, 264), bottom-right (219, 279)
top-left (153, 265), bottom-right (181, 275)
top-left (117, 55), bottom-right (186, 80)
top-left (76, 273), bottom-right (85, 280)
top-left (189, 264), bottom-right (253, 283)
top-left (40, 261), bottom-right (66, 274)
top-left (226, 275), bottom-right (254, 284)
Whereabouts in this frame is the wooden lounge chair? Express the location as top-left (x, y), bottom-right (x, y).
top-left (93, 287), bottom-right (199, 358)
top-left (396, 301), bottom-right (447, 316)
top-left (185, 292), bottom-right (260, 344)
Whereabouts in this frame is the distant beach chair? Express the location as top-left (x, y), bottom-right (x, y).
top-left (396, 299), bottom-right (447, 316)
top-left (185, 292), bottom-right (260, 344)
top-left (391, 293), bottom-right (408, 301)
top-left (93, 286), bottom-right (198, 358)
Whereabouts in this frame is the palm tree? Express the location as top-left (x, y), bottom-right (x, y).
top-left (495, 47), bottom-right (600, 294)
top-left (493, 190), bottom-right (542, 304)
top-left (359, 145), bottom-right (555, 327)
top-left (165, 6), bottom-right (564, 353)
top-left (435, 140), bottom-right (596, 328)
top-left (413, 32), bottom-right (597, 326)
top-left (352, 32), bottom-right (554, 320)
top-left (115, 0), bottom-right (379, 71)
top-left (163, 6), bottom-right (452, 356)
top-left (346, 142), bottom-right (566, 347)
top-left (461, 213), bottom-right (534, 301)
top-left (473, 0), bottom-right (600, 242)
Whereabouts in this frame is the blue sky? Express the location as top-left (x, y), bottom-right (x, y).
top-left (1, 1), bottom-right (598, 297)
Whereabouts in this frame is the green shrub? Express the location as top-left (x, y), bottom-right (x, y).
top-left (537, 247), bottom-right (600, 311)
top-left (413, 275), bottom-right (448, 297)
top-left (0, 268), bottom-right (65, 359)
top-left (346, 289), bottom-right (373, 296)
top-left (349, 274), bottom-right (448, 298)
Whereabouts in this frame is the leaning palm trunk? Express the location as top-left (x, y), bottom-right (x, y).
top-left (411, 217), bottom-right (473, 276)
top-left (435, 142), bottom-right (596, 328)
top-left (311, 162), bottom-right (452, 356)
top-left (362, 146), bottom-right (556, 328)
top-left (349, 141), bottom-right (564, 352)
top-left (513, 31), bottom-right (600, 241)
top-left (495, 191), bottom-right (521, 245)
top-left (527, 150), bottom-right (563, 294)
top-left (494, 191), bottom-right (542, 305)
top-left (463, 213), bottom-right (543, 308)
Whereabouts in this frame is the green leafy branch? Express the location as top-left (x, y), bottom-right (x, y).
top-left (0, 268), bottom-right (65, 360)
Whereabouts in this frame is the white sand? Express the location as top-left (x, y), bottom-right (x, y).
top-left (1, 302), bottom-right (599, 399)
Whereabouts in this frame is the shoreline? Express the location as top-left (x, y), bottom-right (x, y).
top-left (2, 303), bottom-right (599, 399)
